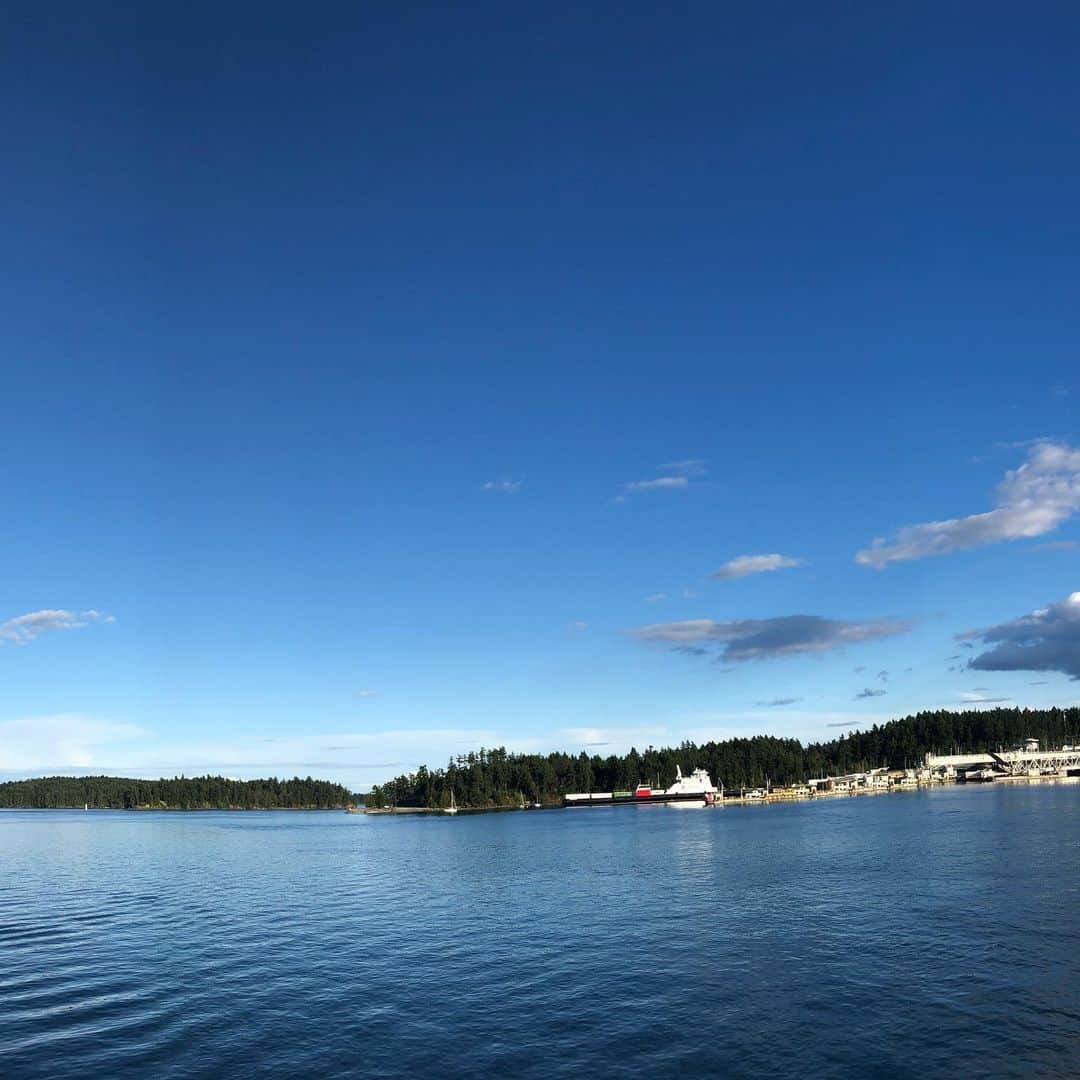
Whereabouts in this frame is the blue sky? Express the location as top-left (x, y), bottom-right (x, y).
top-left (2, 2), bottom-right (1078, 788)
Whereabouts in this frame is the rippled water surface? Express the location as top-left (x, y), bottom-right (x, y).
top-left (2, 784), bottom-right (1079, 1078)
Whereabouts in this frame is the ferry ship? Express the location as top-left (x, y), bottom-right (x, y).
top-left (564, 765), bottom-right (718, 807)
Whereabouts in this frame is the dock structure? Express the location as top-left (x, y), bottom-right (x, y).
top-left (925, 746), bottom-right (1080, 780)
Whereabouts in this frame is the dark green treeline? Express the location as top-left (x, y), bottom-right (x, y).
top-left (367, 707), bottom-right (1080, 809)
top-left (0, 775), bottom-right (354, 810)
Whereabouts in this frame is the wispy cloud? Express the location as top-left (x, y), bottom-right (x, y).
top-left (0, 609), bottom-right (115, 646)
top-left (625, 475), bottom-right (689, 492)
top-left (959, 692), bottom-right (1013, 704)
top-left (658, 459), bottom-right (707, 477)
top-left (356, 689), bottom-right (379, 698)
top-left (855, 688), bottom-right (887, 699)
top-left (964, 590), bottom-right (1080, 679)
top-left (483, 478), bottom-right (522, 494)
top-left (568, 620), bottom-right (588, 635)
top-left (857, 442), bottom-right (1080, 568)
top-left (755, 697), bottom-right (802, 707)
top-left (630, 613), bottom-right (911, 663)
top-left (620, 459), bottom-right (705, 499)
top-left (710, 554), bottom-right (804, 581)
top-left (645, 592), bottom-right (667, 602)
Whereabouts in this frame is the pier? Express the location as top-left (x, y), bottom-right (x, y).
top-left (925, 744), bottom-right (1080, 781)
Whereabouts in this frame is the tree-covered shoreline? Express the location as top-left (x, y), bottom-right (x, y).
top-left (0, 775), bottom-right (355, 810)
top-left (367, 707), bottom-right (1080, 809)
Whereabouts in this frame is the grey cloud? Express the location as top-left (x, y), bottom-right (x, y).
top-left (857, 442), bottom-right (1080, 568)
top-left (755, 697), bottom-right (802, 707)
top-left (965, 591), bottom-right (1080, 679)
top-left (855, 688), bottom-right (887, 699)
top-left (631, 614), bottom-right (912, 663)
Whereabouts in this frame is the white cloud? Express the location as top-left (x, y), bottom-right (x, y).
top-left (0, 609), bottom-right (115, 645)
top-left (710, 554), bottom-right (805, 581)
top-left (857, 442), bottom-right (1080, 568)
top-left (0, 725), bottom-right (512, 787)
top-left (568, 620), bottom-right (588, 634)
top-left (356, 689), bottom-right (379, 698)
top-left (645, 592), bottom-right (667, 602)
top-left (0, 714), bottom-right (144, 770)
top-left (630, 613), bottom-right (912, 662)
top-left (620, 460), bottom-right (706, 499)
top-left (483, 479), bottom-right (522, 494)
top-left (625, 476), bottom-right (688, 492)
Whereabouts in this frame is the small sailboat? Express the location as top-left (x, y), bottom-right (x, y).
top-left (445, 790), bottom-right (458, 815)
top-left (84, 803), bottom-right (89, 812)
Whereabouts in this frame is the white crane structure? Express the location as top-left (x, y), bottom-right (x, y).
top-left (925, 745), bottom-right (1080, 779)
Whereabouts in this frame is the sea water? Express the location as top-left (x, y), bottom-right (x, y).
top-left (2, 783), bottom-right (1078, 1077)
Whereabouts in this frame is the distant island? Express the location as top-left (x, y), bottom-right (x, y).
top-left (367, 707), bottom-right (1080, 811)
top-left (0, 775), bottom-right (356, 810)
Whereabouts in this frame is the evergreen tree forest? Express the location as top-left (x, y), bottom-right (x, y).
top-left (0, 774), bottom-right (354, 810)
top-left (366, 707), bottom-right (1080, 809)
